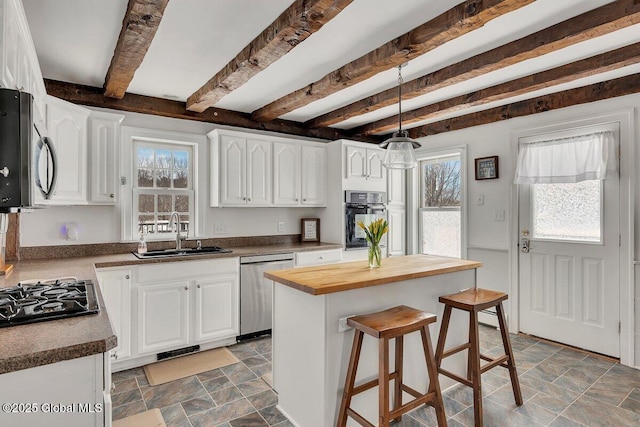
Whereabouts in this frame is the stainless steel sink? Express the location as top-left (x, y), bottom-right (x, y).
top-left (133, 246), bottom-right (232, 259)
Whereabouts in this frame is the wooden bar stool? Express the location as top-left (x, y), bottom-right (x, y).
top-left (337, 305), bottom-right (447, 427)
top-left (435, 288), bottom-right (522, 427)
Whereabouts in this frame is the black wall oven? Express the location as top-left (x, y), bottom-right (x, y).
top-left (345, 190), bottom-right (386, 250)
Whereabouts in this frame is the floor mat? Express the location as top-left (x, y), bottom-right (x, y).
top-left (113, 408), bottom-right (166, 427)
top-left (143, 347), bottom-right (239, 386)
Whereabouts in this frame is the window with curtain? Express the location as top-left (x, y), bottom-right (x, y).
top-left (419, 153), bottom-right (462, 257)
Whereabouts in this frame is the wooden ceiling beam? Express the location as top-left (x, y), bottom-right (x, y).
top-left (405, 72), bottom-right (640, 139)
top-left (311, 0), bottom-right (640, 128)
top-left (251, 0), bottom-right (533, 121)
top-left (186, 0), bottom-right (355, 113)
top-left (355, 42), bottom-right (640, 135)
top-left (45, 79), bottom-right (380, 143)
top-left (104, 0), bottom-right (170, 99)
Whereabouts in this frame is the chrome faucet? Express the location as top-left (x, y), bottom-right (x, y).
top-left (170, 211), bottom-right (186, 250)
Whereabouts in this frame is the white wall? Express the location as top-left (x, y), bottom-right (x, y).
top-left (20, 107), bottom-right (326, 246)
top-left (409, 92), bottom-right (640, 366)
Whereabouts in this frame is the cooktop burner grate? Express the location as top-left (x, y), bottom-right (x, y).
top-left (0, 279), bottom-right (99, 327)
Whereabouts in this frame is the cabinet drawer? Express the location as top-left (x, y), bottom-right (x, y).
top-left (137, 257), bottom-right (239, 283)
top-left (295, 249), bottom-right (342, 267)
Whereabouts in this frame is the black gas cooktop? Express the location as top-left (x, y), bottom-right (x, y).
top-left (0, 279), bottom-right (100, 328)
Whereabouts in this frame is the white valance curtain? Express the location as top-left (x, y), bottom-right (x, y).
top-left (513, 130), bottom-right (618, 184)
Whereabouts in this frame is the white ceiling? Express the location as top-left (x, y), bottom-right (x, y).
top-left (21, 0), bottom-right (640, 134)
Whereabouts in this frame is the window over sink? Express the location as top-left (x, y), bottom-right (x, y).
top-left (120, 127), bottom-right (204, 242)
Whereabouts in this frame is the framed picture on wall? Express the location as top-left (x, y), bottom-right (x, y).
top-left (301, 218), bottom-right (320, 242)
top-left (475, 156), bottom-right (499, 180)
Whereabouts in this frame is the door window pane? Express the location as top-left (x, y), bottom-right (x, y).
top-left (532, 180), bottom-right (601, 242)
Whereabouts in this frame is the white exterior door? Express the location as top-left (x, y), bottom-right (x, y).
top-left (518, 176), bottom-right (620, 357)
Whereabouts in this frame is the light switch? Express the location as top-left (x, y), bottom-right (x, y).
top-left (475, 194), bottom-right (484, 205)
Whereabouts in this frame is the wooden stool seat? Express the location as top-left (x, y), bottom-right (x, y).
top-left (337, 305), bottom-right (447, 427)
top-left (435, 288), bottom-right (522, 427)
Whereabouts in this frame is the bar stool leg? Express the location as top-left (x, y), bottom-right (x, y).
top-left (421, 326), bottom-right (448, 427)
top-left (469, 311), bottom-right (483, 427)
top-left (435, 305), bottom-right (452, 368)
top-left (393, 335), bottom-right (404, 423)
top-left (337, 330), bottom-right (364, 427)
top-left (379, 337), bottom-right (390, 427)
top-left (496, 303), bottom-right (523, 406)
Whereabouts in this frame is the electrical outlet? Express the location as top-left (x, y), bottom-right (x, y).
top-left (214, 224), bottom-right (228, 234)
top-left (338, 315), bottom-right (355, 332)
top-left (278, 221), bottom-right (285, 232)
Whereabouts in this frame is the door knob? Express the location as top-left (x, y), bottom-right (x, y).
top-left (521, 238), bottom-right (530, 253)
top-left (521, 229), bottom-right (529, 236)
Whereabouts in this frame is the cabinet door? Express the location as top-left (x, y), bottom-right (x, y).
top-left (194, 274), bottom-right (239, 343)
top-left (246, 139), bottom-right (271, 206)
top-left (387, 168), bottom-right (406, 206)
top-left (89, 112), bottom-right (124, 204)
top-left (301, 145), bottom-right (327, 206)
top-left (44, 96), bottom-right (89, 204)
top-left (1, 6), bottom-right (19, 89)
top-left (96, 268), bottom-right (132, 361)
top-left (273, 142), bottom-right (301, 205)
top-left (366, 149), bottom-right (385, 180)
top-left (138, 281), bottom-right (190, 355)
top-left (387, 208), bottom-right (406, 257)
top-left (220, 135), bottom-right (246, 205)
top-left (345, 145), bottom-right (366, 179)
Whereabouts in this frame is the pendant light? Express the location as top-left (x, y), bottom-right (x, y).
top-left (380, 63), bottom-right (420, 169)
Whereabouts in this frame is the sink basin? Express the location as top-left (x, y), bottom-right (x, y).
top-left (133, 246), bottom-right (232, 259)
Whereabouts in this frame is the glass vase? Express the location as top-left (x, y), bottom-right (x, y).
top-left (368, 243), bottom-right (382, 268)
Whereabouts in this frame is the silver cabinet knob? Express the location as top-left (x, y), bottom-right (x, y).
top-left (303, 198), bottom-right (306, 202)
top-left (197, 284), bottom-right (201, 289)
top-left (184, 286), bottom-right (188, 291)
top-left (0, 167), bottom-right (9, 177)
top-left (109, 193), bottom-right (114, 198)
top-left (125, 275), bottom-right (130, 279)
top-left (247, 198), bottom-right (251, 201)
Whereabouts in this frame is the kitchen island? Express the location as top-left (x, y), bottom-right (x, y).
top-left (265, 254), bottom-right (482, 427)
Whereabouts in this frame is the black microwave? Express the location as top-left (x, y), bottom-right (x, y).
top-left (0, 89), bottom-right (56, 212)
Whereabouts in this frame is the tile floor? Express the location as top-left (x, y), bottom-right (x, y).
top-left (111, 326), bottom-right (640, 426)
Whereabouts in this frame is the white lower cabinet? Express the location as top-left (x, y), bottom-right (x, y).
top-left (295, 248), bottom-right (342, 267)
top-left (95, 267), bottom-right (132, 362)
top-left (387, 208), bottom-right (406, 256)
top-left (194, 274), bottom-right (239, 343)
top-left (138, 280), bottom-right (191, 355)
top-left (96, 258), bottom-right (239, 370)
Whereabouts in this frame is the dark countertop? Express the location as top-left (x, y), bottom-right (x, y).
top-left (0, 241), bottom-right (341, 374)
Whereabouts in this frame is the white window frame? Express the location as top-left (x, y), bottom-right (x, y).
top-left (418, 151), bottom-right (465, 258)
top-left (120, 127), bottom-right (205, 242)
top-left (406, 146), bottom-right (467, 258)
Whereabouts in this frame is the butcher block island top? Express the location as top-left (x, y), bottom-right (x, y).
top-left (265, 254), bottom-right (482, 295)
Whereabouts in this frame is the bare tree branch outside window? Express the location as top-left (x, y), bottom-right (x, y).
top-left (423, 159), bottom-right (461, 207)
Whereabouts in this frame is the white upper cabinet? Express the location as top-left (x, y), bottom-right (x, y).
top-left (219, 134), bottom-right (272, 206)
top-left (273, 142), bottom-right (301, 206)
top-left (210, 129), bottom-right (327, 208)
top-left (41, 95), bottom-right (90, 204)
top-left (89, 111), bottom-right (124, 204)
top-left (387, 168), bottom-right (406, 207)
top-left (301, 145), bottom-right (327, 206)
top-left (343, 141), bottom-right (386, 192)
top-left (0, 0), bottom-right (47, 124)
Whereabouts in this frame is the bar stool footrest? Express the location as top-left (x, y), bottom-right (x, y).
top-left (346, 408), bottom-right (375, 427)
top-left (438, 367), bottom-right (473, 387)
top-left (351, 371), bottom-right (399, 396)
top-left (389, 391), bottom-right (437, 420)
top-left (400, 384), bottom-right (422, 399)
top-left (441, 342), bottom-right (472, 359)
top-left (480, 355), bottom-right (509, 374)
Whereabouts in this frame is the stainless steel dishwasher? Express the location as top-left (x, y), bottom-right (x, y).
top-left (239, 253), bottom-right (294, 340)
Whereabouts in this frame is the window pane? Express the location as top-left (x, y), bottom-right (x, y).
top-left (137, 147), bottom-right (154, 168)
top-left (175, 195), bottom-right (189, 212)
top-left (421, 210), bottom-right (461, 258)
top-left (173, 150), bottom-right (189, 169)
top-left (156, 149), bottom-right (172, 168)
top-left (138, 215), bottom-right (155, 234)
top-left (157, 195), bottom-right (172, 213)
top-left (156, 170), bottom-right (171, 188)
top-left (422, 159), bottom-right (461, 207)
top-left (138, 194), bottom-right (155, 213)
top-left (157, 214), bottom-right (172, 233)
top-left (179, 215), bottom-right (190, 234)
top-left (138, 169), bottom-right (153, 187)
top-left (173, 170), bottom-right (188, 188)
top-left (532, 180), bottom-right (601, 242)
